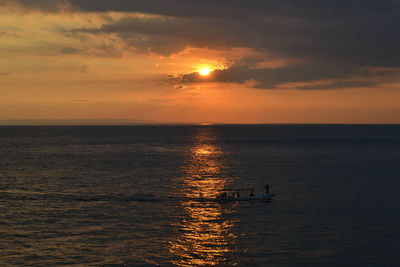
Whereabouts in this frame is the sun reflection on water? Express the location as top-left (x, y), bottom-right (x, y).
top-left (169, 128), bottom-right (238, 266)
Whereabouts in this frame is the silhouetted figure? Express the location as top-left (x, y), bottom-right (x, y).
top-left (264, 184), bottom-right (270, 195)
top-left (236, 191), bottom-right (240, 197)
top-left (249, 189), bottom-right (254, 197)
top-left (217, 192), bottom-right (227, 200)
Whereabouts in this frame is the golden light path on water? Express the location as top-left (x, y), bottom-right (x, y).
top-left (168, 128), bottom-right (239, 266)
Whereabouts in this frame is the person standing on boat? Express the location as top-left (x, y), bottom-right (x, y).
top-left (264, 184), bottom-right (270, 195)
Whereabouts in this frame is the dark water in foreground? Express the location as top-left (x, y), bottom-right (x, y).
top-left (0, 125), bottom-right (399, 266)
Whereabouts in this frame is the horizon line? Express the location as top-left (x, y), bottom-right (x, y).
top-left (0, 119), bottom-right (398, 126)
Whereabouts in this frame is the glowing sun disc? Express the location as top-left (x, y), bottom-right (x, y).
top-left (199, 68), bottom-right (211, 76)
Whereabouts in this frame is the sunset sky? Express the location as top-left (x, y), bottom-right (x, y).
top-left (1, 0), bottom-right (399, 123)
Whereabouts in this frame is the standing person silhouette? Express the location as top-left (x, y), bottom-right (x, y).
top-left (264, 184), bottom-right (270, 195)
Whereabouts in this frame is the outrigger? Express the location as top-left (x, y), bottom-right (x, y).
top-left (215, 188), bottom-right (276, 202)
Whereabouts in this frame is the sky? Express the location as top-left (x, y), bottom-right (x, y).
top-left (1, 0), bottom-right (399, 124)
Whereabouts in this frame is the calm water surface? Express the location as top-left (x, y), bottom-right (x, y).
top-left (0, 125), bottom-right (399, 266)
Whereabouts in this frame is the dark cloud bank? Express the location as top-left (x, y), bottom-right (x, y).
top-left (9, 0), bottom-right (400, 89)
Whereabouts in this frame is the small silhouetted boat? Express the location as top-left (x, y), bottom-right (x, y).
top-left (215, 188), bottom-right (276, 202)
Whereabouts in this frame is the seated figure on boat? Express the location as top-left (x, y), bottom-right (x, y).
top-left (249, 189), bottom-right (254, 197)
top-left (219, 192), bottom-right (227, 199)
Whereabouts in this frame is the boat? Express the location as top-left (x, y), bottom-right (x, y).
top-left (215, 188), bottom-right (276, 202)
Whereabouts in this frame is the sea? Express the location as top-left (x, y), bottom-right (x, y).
top-left (0, 124), bottom-right (399, 266)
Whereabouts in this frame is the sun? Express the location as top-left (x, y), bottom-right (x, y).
top-left (199, 68), bottom-right (211, 76)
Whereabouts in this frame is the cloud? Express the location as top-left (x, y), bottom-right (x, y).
top-left (59, 47), bottom-right (83, 54)
top-left (1, 0), bottom-right (69, 12)
top-left (170, 57), bottom-right (399, 89)
top-left (11, 0), bottom-right (400, 65)
top-left (7, 0), bottom-right (400, 89)
top-left (59, 43), bottom-right (123, 57)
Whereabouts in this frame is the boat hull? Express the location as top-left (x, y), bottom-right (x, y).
top-left (216, 193), bottom-right (275, 202)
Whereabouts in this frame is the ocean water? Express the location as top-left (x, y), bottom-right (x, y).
top-left (0, 125), bottom-right (399, 266)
